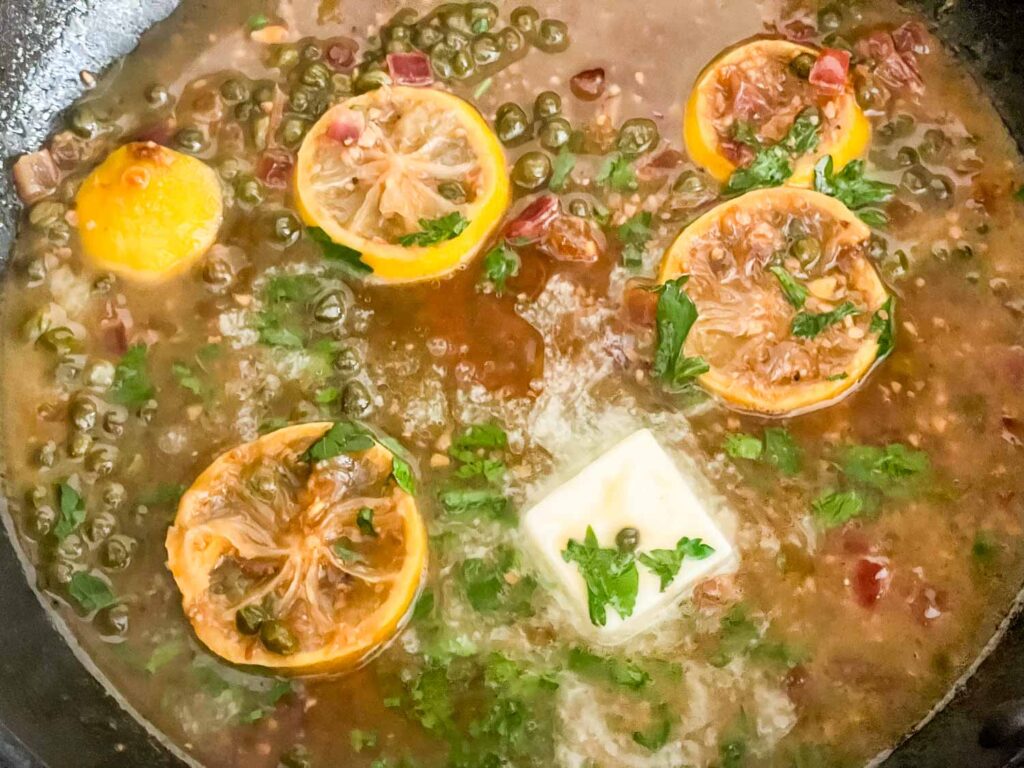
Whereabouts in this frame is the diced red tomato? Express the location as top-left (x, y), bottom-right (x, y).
top-left (809, 48), bottom-right (851, 95)
top-left (504, 194), bottom-right (561, 243)
top-left (851, 556), bottom-right (891, 608)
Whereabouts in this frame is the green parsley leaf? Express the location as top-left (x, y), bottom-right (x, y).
top-left (840, 443), bottom-right (930, 497)
top-left (376, 433), bottom-right (417, 495)
top-left (1015, 186), bottom-right (1024, 202)
top-left (768, 264), bottom-right (808, 308)
top-left (870, 296), bottom-right (896, 360)
top-left (724, 433), bottom-right (764, 461)
top-left (54, 481), bottom-right (85, 541)
top-left (617, 211), bottom-right (653, 268)
top-left (409, 666), bottom-right (455, 734)
top-left (652, 277), bottom-right (709, 392)
top-left (811, 489), bottom-right (866, 528)
top-left (731, 120), bottom-right (761, 148)
top-left (349, 729), bottom-right (378, 753)
top-left (453, 422), bottom-right (508, 450)
top-left (632, 706), bottom-right (671, 751)
top-left (597, 153), bottom-right (638, 191)
top-left (482, 241), bottom-right (520, 296)
top-left (710, 604), bottom-right (760, 667)
top-left (145, 639), bottom-right (185, 674)
top-left (240, 679), bottom-right (293, 723)
top-left (458, 548), bottom-right (536, 615)
top-left (813, 156), bottom-right (896, 226)
top-left (749, 639), bottom-right (807, 670)
top-left (396, 212), bottom-right (469, 247)
top-left (68, 572), bottom-right (116, 612)
top-left (307, 226), bottom-right (372, 275)
top-left (302, 420), bottom-right (375, 462)
top-left (438, 487), bottom-right (512, 522)
top-left (550, 147), bottom-right (577, 191)
top-left (356, 507), bottom-right (377, 537)
top-left (791, 300), bottom-right (860, 338)
top-left (111, 344), bottom-right (155, 407)
top-left (724, 108), bottom-right (820, 195)
top-left (332, 537), bottom-right (365, 563)
top-left (639, 537), bottom-right (715, 591)
top-left (779, 108), bottom-right (822, 156)
top-left (247, 13), bottom-right (268, 30)
top-left (315, 386), bottom-right (340, 404)
top-left (172, 361), bottom-right (204, 396)
top-left (763, 427), bottom-right (802, 475)
top-left (263, 273), bottom-right (321, 304)
top-left (256, 321), bottom-right (304, 349)
top-left (561, 526), bottom-right (639, 626)
top-left (566, 647), bottom-right (650, 690)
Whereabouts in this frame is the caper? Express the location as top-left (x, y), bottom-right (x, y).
top-left (896, 146), bottom-right (919, 167)
top-left (103, 535), bottom-right (136, 570)
top-left (139, 399), bottom-right (158, 425)
top-left (260, 620), bottom-right (299, 655)
top-left (273, 46), bottom-right (300, 71)
top-left (672, 170), bottom-right (708, 199)
top-left (236, 175), bottom-right (265, 206)
top-left (616, 527), bottom-right (640, 553)
top-left (68, 105), bottom-right (100, 138)
top-left (790, 236), bottom-right (822, 267)
top-left (533, 90), bottom-right (562, 121)
top-left (54, 356), bottom-right (86, 388)
top-left (85, 360), bottom-right (116, 391)
top-left (430, 44), bottom-right (457, 80)
top-left (236, 604), bottom-right (267, 635)
top-left (439, 5), bottom-right (472, 32)
top-left (273, 212), bottom-right (301, 246)
top-left (301, 42), bottom-right (322, 61)
top-left (37, 441), bottom-right (57, 468)
top-left (68, 431), bottom-right (92, 459)
top-left (334, 347), bottom-right (363, 377)
top-left (88, 512), bottom-right (117, 544)
top-left (855, 78), bottom-right (888, 112)
top-left (451, 50), bottom-right (475, 78)
top-left (97, 604), bottom-right (130, 636)
top-left (952, 243), bottom-right (974, 260)
top-left (467, 2), bottom-right (499, 33)
top-left (25, 258), bottom-right (47, 285)
top-left (567, 198), bottom-right (592, 218)
top-left (28, 506), bottom-right (56, 538)
top-left (85, 445), bottom-right (117, 476)
top-left (301, 62), bottom-right (331, 90)
top-left (445, 28), bottom-right (472, 50)
top-left (919, 128), bottom-right (950, 163)
top-left (539, 117), bottom-right (572, 150)
top-left (495, 103), bottom-right (531, 146)
top-left (341, 381), bottom-right (374, 417)
top-left (26, 485), bottom-right (47, 510)
top-left (387, 23), bottom-right (413, 43)
top-left (37, 327), bottom-right (79, 355)
top-left (48, 562), bottom-right (75, 588)
top-left (471, 34), bottom-right (502, 66)
top-left (499, 27), bottom-right (525, 54)
top-left (900, 166), bottom-right (930, 195)
top-left (385, 38), bottom-right (412, 54)
top-left (234, 101), bottom-right (254, 121)
top-left (220, 78), bottom-right (249, 103)
top-left (313, 291), bottom-right (347, 324)
top-left (102, 407), bottom-right (128, 438)
top-left (817, 5), bottom-right (842, 31)
top-left (617, 118), bottom-right (659, 157)
top-left (70, 397), bottom-right (98, 431)
top-left (783, 53), bottom-right (815, 80)
top-left (511, 151), bottom-right (553, 191)
top-left (145, 84), bottom-right (170, 108)
top-left (280, 117), bottom-right (307, 148)
top-left (510, 6), bottom-right (540, 34)
top-left (414, 24), bottom-right (444, 50)
top-left (439, 181), bottom-right (467, 203)
top-left (536, 19), bottom-right (569, 53)
top-left (354, 69), bottom-right (390, 93)
top-left (101, 482), bottom-right (127, 512)
top-left (929, 174), bottom-right (954, 201)
top-left (331, 73), bottom-right (354, 96)
top-left (57, 534), bottom-right (84, 562)
top-left (174, 127), bottom-right (205, 154)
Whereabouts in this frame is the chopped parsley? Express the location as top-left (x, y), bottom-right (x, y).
top-left (632, 705), bottom-right (672, 751)
top-left (396, 212), bottom-right (469, 247)
top-left (840, 442), bottom-right (930, 497)
top-left (638, 536), bottom-right (715, 591)
top-left (68, 571), bottom-right (116, 612)
top-left (596, 153), bottom-right (638, 191)
top-left (768, 264), bottom-right (808, 309)
top-left (549, 147), bottom-right (577, 191)
top-left (349, 729), bottom-right (378, 753)
top-left (617, 211), bottom-right (653, 268)
top-left (813, 156), bottom-right (896, 227)
top-left (724, 433), bottom-right (764, 461)
top-left (307, 226), bottom-right (371, 275)
top-left (332, 537), bottom-right (365, 563)
top-left (54, 481), bottom-right (85, 541)
top-left (710, 604), bottom-right (761, 667)
top-left (481, 241), bottom-right (520, 296)
top-left (724, 108), bottom-right (820, 195)
top-left (302, 420), bottom-right (375, 461)
top-left (870, 296), bottom-right (897, 359)
top-left (652, 276), bottom-right (709, 392)
top-left (791, 300), bottom-right (860, 338)
top-left (171, 361), bottom-right (204, 396)
top-left (561, 526), bottom-right (639, 626)
top-left (111, 344), bottom-right (155, 407)
top-left (811, 489), bottom-right (867, 528)
top-left (726, 428), bottom-right (802, 475)
top-left (145, 639), bottom-right (185, 674)
top-left (566, 647), bottom-right (650, 690)
top-left (457, 546), bottom-right (536, 615)
top-left (438, 488), bottom-right (511, 522)
top-left (356, 507), bottom-right (377, 537)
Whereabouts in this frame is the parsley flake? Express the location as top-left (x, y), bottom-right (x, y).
top-left (652, 277), bottom-right (709, 391)
top-left (561, 526), bottom-right (639, 626)
top-left (791, 300), bottom-right (860, 338)
top-left (68, 571), bottom-right (116, 612)
top-left (302, 421), bottom-right (375, 462)
top-left (597, 153), bottom-right (638, 191)
top-left (811, 489), bottom-right (867, 528)
top-left (482, 241), bottom-right (520, 296)
top-left (813, 156), bottom-right (896, 227)
top-left (767, 264), bottom-right (808, 308)
top-left (617, 211), bottom-right (653, 268)
top-left (111, 344), bottom-right (154, 407)
top-left (639, 536), bottom-right (715, 591)
top-left (54, 481), bottom-right (86, 541)
top-left (356, 507), bottom-right (377, 537)
top-left (396, 212), bottom-right (469, 247)
top-left (307, 226), bottom-right (372, 275)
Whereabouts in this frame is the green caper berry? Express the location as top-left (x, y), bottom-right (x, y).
top-left (38, 327), bottom-right (79, 355)
top-left (313, 291), bottom-right (347, 324)
top-left (57, 534), bottom-right (84, 562)
top-left (539, 117), bottom-right (572, 150)
top-left (355, 69), bottom-right (390, 94)
top-left (616, 527), bottom-right (640, 553)
top-left (451, 50), bottom-right (475, 78)
top-left (510, 6), bottom-right (540, 34)
top-left (387, 23), bottom-right (413, 42)
top-left (37, 442), bottom-right (57, 468)
top-left (89, 512), bottom-right (117, 543)
top-left (471, 34), bottom-right (502, 66)
top-left (280, 117), bottom-right (307, 147)
top-left (26, 486), bottom-right (47, 510)
top-left (29, 201), bottom-right (64, 229)
top-left (102, 408), bottom-right (127, 438)
top-left (341, 381), bottom-right (374, 417)
top-left (817, 5), bottom-right (842, 31)
top-left (29, 506), bottom-right (56, 538)
top-left (273, 213), bottom-right (301, 245)
top-left (103, 535), bottom-right (136, 570)
top-left (273, 47), bottom-right (300, 70)
top-left (789, 52), bottom-right (816, 79)
top-left (495, 103), bottom-right (531, 146)
top-left (236, 176), bottom-right (264, 205)
top-left (430, 47), bottom-right (456, 80)
top-left (952, 243), bottom-right (974, 260)
top-left (498, 27), bottom-right (525, 54)
top-left (236, 604), bottom-right (267, 635)
top-left (334, 347), bottom-right (362, 377)
top-left (790, 236), bottom-right (822, 267)
top-left (68, 105), bottom-right (100, 138)
top-left (438, 181), bottom-right (467, 203)
top-left (567, 198), bottom-right (591, 218)
top-left (174, 128), bottom-right (205, 154)
top-left (70, 398), bottom-right (98, 431)
top-left (414, 24), bottom-right (444, 50)
top-left (220, 78), bottom-right (249, 103)
top-left (467, 2), bottom-right (498, 33)
top-left (301, 62), bottom-right (331, 89)
top-left (385, 38), bottom-right (413, 54)
top-left (445, 28), bottom-right (471, 50)
top-left (331, 73), bottom-right (354, 96)
top-left (617, 118), bottom-right (659, 157)
top-left (301, 42), bottom-right (322, 61)
top-left (85, 445), bottom-right (116, 476)
top-left (260, 620), bottom-right (299, 655)
top-left (85, 360), bottom-right (116, 391)
top-left (511, 151), bottom-right (553, 191)
top-left (145, 85), bottom-right (170, 108)
top-left (68, 431), bottom-right (92, 458)
top-left (673, 171), bottom-right (707, 196)
top-left (139, 399), bottom-right (158, 425)
top-left (47, 221), bottom-right (71, 246)
top-left (536, 19), bottom-right (569, 53)
top-left (896, 146), bottom-right (919, 167)
top-left (901, 166), bottom-right (930, 194)
top-left (101, 482), bottom-right (126, 511)
top-left (533, 90), bottom-right (561, 121)
top-left (97, 604), bottom-right (130, 636)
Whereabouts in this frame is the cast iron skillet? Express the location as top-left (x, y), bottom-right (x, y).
top-left (3, 1), bottom-right (1024, 766)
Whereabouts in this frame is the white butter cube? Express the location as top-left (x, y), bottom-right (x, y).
top-left (522, 429), bottom-right (738, 644)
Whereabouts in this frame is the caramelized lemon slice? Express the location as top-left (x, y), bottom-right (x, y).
top-left (684, 39), bottom-right (869, 185)
top-left (75, 142), bottom-right (223, 282)
top-left (295, 86), bottom-right (509, 284)
top-left (658, 188), bottom-right (890, 416)
top-left (165, 422), bottom-right (427, 673)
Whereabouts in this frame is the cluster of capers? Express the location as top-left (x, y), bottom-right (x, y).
top-left (236, 603), bottom-right (299, 655)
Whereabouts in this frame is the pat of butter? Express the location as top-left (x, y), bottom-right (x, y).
top-left (522, 429), bottom-right (738, 645)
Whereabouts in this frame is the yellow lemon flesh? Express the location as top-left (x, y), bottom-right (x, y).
top-left (75, 142), bottom-right (223, 282)
top-left (684, 38), bottom-right (870, 186)
top-left (165, 422), bottom-right (427, 674)
top-left (658, 187), bottom-right (891, 416)
top-left (296, 85), bottom-right (509, 284)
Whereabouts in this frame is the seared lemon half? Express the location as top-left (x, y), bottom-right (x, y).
top-left (75, 142), bottom-right (223, 282)
top-left (296, 86), bottom-right (509, 284)
top-left (166, 422), bottom-right (427, 673)
top-left (658, 187), bottom-right (891, 416)
top-left (684, 38), bottom-right (869, 186)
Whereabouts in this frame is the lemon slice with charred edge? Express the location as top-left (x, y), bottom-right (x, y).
top-left (658, 187), bottom-right (891, 416)
top-left (75, 142), bottom-right (223, 282)
top-left (165, 422), bottom-right (427, 674)
top-left (684, 38), bottom-right (869, 186)
top-left (295, 86), bottom-right (509, 284)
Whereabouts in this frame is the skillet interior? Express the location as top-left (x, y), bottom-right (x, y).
top-left (2, 0), bottom-right (1024, 765)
